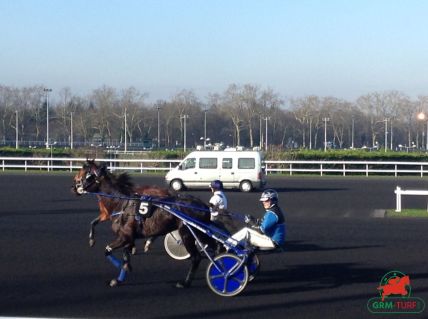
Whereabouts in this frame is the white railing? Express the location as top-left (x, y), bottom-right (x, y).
top-left (2, 157), bottom-right (428, 177)
top-left (394, 186), bottom-right (428, 212)
top-left (0, 157), bottom-right (181, 173)
top-left (265, 160), bottom-right (428, 177)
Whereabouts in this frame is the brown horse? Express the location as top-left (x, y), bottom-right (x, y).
top-left (72, 160), bottom-right (170, 253)
top-left (72, 160), bottom-right (215, 288)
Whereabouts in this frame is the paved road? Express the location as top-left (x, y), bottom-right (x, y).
top-left (0, 173), bottom-right (427, 318)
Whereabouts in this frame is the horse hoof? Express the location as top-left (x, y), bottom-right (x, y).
top-left (108, 279), bottom-right (120, 287)
top-left (143, 245), bottom-right (150, 253)
top-left (131, 246), bottom-right (137, 255)
top-left (89, 239), bottom-right (95, 247)
top-left (175, 281), bottom-right (190, 289)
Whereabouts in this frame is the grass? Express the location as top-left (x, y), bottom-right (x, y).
top-left (385, 209), bottom-right (428, 218)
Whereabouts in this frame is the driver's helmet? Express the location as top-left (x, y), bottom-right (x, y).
top-left (210, 179), bottom-right (224, 190)
top-left (259, 189), bottom-right (278, 202)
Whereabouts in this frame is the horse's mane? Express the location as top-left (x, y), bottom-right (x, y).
top-left (107, 171), bottom-right (135, 196)
top-left (175, 193), bottom-right (210, 213)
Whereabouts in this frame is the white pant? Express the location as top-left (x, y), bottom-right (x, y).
top-left (231, 227), bottom-right (276, 250)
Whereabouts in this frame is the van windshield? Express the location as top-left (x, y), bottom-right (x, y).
top-left (182, 158), bottom-right (196, 170)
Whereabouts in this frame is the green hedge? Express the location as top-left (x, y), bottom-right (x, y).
top-left (0, 146), bottom-right (72, 157)
top-left (2, 147), bottom-right (428, 162)
top-left (265, 149), bottom-right (428, 162)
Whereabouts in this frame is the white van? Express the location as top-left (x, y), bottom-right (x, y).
top-left (165, 150), bottom-right (266, 192)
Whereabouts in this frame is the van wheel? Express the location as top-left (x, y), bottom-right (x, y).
top-left (239, 180), bottom-right (253, 192)
top-left (170, 179), bottom-right (184, 192)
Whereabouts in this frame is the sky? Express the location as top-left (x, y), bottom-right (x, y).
top-left (1, 0), bottom-right (428, 103)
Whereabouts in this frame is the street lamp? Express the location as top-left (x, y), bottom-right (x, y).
top-left (70, 112), bottom-right (73, 150)
top-left (417, 112), bottom-right (428, 150)
top-left (180, 115), bottom-right (189, 152)
top-left (384, 118), bottom-right (388, 152)
top-left (203, 110), bottom-right (207, 150)
top-left (200, 136), bottom-right (210, 150)
top-left (323, 117), bottom-right (330, 151)
top-left (264, 117), bottom-right (270, 151)
top-left (15, 110), bottom-right (18, 149)
top-left (157, 105), bottom-right (161, 149)
top-left (124, 109), bottom-right (127, 153)
top-left (44, 88), bottom-right (52, 149)
top-left (48, 141), bottom-right (57, 172)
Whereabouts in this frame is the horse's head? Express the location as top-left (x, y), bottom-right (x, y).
top-left (72, 160), bottom-right (108, 195)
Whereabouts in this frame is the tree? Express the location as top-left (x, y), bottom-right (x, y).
top-left (291, 95), bottom-right (321, 148)
top-left (259, 88), bottom-right (284, 148)
top-left (220, 84), bottom-right (246, 146)
top-left (91, 85), bottom-right (118, 143)
top-left (118, 87), bottom-right (147, 144)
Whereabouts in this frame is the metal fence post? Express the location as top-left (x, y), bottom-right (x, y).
top-left (395, 186), bottom-right (401, 212)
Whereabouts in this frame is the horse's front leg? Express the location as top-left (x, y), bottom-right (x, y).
top-left (89, 216), bottom-right (100, 247)
top-left (105, 239), bottom-right (132, 287)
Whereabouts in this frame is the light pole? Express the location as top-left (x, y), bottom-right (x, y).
top-left (44, 88), bottom-right (52, 149)
top-left (309, 117), bottom-right (312, 150)
top-left (181, 115), bottom-right (189, 152)
top-left (70, 112), bottom-right (73, 150)
top-left (15, 110), bottom-right (18, 149)
top-left (157, 106), bottom-right (161, 149)
top-left (48, 141), bottom-right (56, 172)
top-left (384, 118), bottom-right (388, 152)
top-left (351, 116), bottom-right (355, 149)
top-left (417, 112), bottom-right (428, 150)
top-left (323, 117), bottom-right (330, 151)
top-left (203, 110), bottom-right (207, 150)
top-left (124, 109), bottom-right (127, 153)
top-left (425, 121), bottom-right (428, 152)
top-left (264, 117), bottom-right (269, 151)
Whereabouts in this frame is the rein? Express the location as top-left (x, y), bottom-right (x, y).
top-left (84, 191), bottom-right (211, 213)
top-left (84, 191), bottom-right (246, 222)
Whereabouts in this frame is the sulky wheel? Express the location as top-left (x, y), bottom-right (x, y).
top-left (164, 230), bottom-right (191, 260)
top-left (206, 253), bottom-right (249, 297)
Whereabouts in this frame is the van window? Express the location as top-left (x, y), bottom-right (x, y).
top-left (199, 158), bottom-right (217, 169)
top-left (222, 158), bottom-right (233, 169)
top-left (182, 158), bottom-right (196, 169)
top-left (238, 158), bottom-right (255, 169)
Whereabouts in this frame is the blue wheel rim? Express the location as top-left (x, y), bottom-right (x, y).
top-left (208, 255), bottom-right (247, 295)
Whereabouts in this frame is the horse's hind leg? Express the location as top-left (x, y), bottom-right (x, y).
top-left (89, 216), bottom-right (100, 247)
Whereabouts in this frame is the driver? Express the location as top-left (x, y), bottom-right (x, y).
top-left (230, 189), bottom-right (285, 250)
top-left (208, 180), bottom-right (228, 221)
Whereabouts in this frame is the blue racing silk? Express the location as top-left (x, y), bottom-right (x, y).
top-left (260, 205), bottom-right (286, 245)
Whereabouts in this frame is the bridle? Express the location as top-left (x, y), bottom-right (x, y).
top-left (74, 163), bottom-right (104, 194)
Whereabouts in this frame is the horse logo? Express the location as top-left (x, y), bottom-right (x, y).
top-left (367, 270), bottom-right (426, 314)
top-left (377, 271), bottom-right (411, 301)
